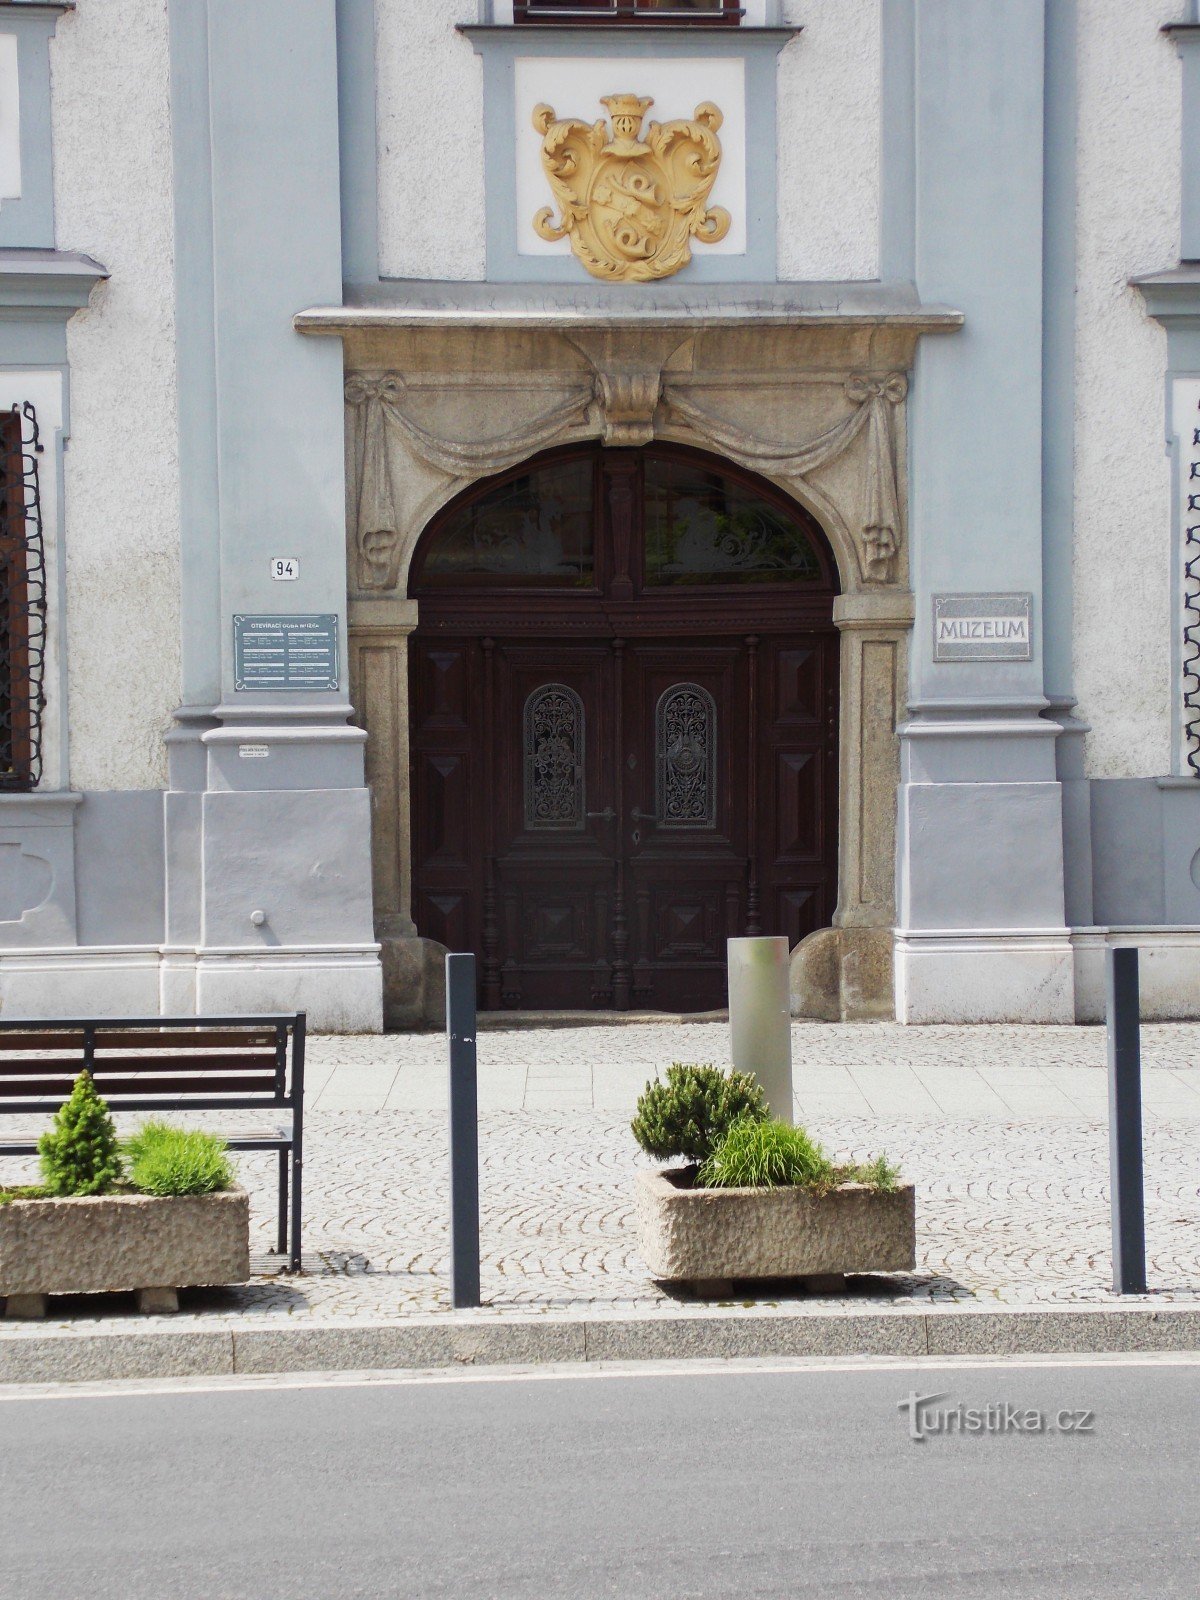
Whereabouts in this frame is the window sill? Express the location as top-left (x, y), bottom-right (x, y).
top-left (457, 23), bottom-right (801, 40)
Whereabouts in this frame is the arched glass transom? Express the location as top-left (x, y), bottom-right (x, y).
top-left (656, 683), bottom-right (717, 829)
top-left (414, 446), bottom-right (830, 592)
top-left (523, 684), bottom-right (585, 830)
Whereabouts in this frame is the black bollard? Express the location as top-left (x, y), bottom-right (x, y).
top-left (446, 952), bottom-right (481, 1308)
top-left (1106, 946), bottom-right (1147, 1295)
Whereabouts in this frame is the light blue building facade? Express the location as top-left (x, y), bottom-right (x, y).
top-left (0, 0), bottom-right (1197, 1027)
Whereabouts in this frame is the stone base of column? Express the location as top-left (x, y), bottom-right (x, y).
top-left (790, 926), bottom-right (895, 1021)
top-left (894, 930), bottom-right (1075, 1024)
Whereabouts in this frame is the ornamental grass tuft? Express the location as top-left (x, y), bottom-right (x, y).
top-left (37, 1071), bottom-right (123, 1196)
top-left (124, 1122), bottom-right (235, 1197)
top-left (631, 1062), bottom-right (769, 1165)
top-left (697, 1117), bottom-right (834, 1191)
top-left (696, 1119), bottom-right (904, 1194)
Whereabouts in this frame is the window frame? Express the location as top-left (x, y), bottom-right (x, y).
top-left (513, 0), bottom-right (743, 26)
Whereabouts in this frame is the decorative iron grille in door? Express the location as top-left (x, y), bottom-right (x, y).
top-left (0, 403), bottom-right (46, 790)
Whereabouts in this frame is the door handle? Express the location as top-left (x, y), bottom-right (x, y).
top-left (630, 807), bottom-right (654, 822)
top-left (586, 807), bottom-right (616, 822)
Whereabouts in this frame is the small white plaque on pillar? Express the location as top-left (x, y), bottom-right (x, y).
top-left (270, 558), bottom-right (300, 580)
top-left (933, 593), bottom-right (1033, 662)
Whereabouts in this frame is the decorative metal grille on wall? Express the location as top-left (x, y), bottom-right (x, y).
top-left (1184, 400), bottom-right (1200, 776)
top-left (523, 683), bottom-right (585, 830)
top-left (0, 403), bottom-right (46, 791)
top-left (656, 683), bottom-right (716, 828)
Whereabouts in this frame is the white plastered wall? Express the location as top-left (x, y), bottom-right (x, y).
top-left (777, 0), bottom-right (879, 281)
top-left (374, 0), bottom-right (880, 282)
top-left (49, 0), bottom-right (181, 792)
top-left (1073, 0), bottom-right (1179, 779)
top-left (376, 0), bottom-right (487, 280)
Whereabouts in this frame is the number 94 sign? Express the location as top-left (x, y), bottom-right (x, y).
top-left (270, 558), bottom-right (299, 581)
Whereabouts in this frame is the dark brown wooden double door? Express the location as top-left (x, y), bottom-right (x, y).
top-left (408, 444), bottom-right (840, 1012)
top-left (410, 629), bottom-right (837, 1011)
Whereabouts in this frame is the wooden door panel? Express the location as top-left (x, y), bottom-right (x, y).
top-left (622, 643), bottom-right (746, 1009)
top-left (418, 753), bottom-right (471, 862)
top-left (772, 748), bottom-right (824, 860)
top-left (774, 644), bottom-right (826, 725)
top-left (408, 448), bottom-right (841, 1014)
top-left (486, 643), bottom-right (619, 1010)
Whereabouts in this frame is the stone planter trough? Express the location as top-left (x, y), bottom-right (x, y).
top-left (0, 1186), bottom-right (251, 1317)
top-left (635, 1168), bottom-right (916, 1295)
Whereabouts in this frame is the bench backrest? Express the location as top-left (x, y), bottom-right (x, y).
top-left (0, 1015), bottom-right (305, 1114)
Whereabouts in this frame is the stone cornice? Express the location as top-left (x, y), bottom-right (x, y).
top-left (298, 281), bottom-right (964, 336)
top-left (0, 250), bottom-right (107, 317)
top-left (1131, 264), bottom-right (1200, 326)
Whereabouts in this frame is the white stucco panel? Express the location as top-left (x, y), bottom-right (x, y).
top-left (50, 0), bottom-right (181, 792)
top-left (514, 55), bottom-right (746, 258)
top-left (0, 33), bottom-right (20, 203)
top-left (777, 0), bottom-right (880, 282)
top-left (376, 0), bottom-right (486, 281)
top-left (1073, 0), bottom-right (1179, 780)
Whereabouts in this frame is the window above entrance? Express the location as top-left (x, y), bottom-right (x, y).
top-left (643, 454), bottom-right (822, 586)
top-left (420, 456), bottom-right (595, 587)
top-left (412, 444), bottom-right (835, 600)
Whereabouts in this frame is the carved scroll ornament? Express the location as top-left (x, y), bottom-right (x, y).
top-left (532, 95), bottom-right (731, 283)
top-left (663, 373), bottom-right (908, 581)
top-left (344, 372), bottom-right (594, 590)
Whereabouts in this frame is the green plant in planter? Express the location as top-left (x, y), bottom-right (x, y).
top-left (632, 1062), bottom-right (768, 1164)
top-left (124, 1122), bottom-right (234, 1197)
top-left (38, 1071), bottom-right (123, 1196)
top-left (698, 1118), bottom-right (834, 1191)
top-left (697, 1117), bottom-right (903, 1194)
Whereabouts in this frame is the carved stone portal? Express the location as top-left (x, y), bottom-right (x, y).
top-left (338, 317), bottom-right (933, 1024)
top-left (532, 95), bottom-right (731, 283)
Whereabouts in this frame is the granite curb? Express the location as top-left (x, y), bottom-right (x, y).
top-left (2, 1303), bottom-right (1199, 1384)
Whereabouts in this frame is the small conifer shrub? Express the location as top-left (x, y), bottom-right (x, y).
top-left (631, 1062), bottom-right (769, 1164)
top-left (38, 1071), bottom-right (123, 1196)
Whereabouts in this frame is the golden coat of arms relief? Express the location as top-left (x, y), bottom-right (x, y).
top-left (531, 94), bottom-right (731, 283)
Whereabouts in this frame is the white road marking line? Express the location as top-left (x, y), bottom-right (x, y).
top-left (1, 1349), bottom-right (1198, 1402)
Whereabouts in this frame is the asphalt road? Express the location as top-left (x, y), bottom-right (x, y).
top-left (1, 1355), bottom-right (1198, 1599)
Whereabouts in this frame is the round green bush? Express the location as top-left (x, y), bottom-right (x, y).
top-left (631, 1063), bottom-right (769, 1164)
top-left (124, 1122), bottom-right (234, 1197)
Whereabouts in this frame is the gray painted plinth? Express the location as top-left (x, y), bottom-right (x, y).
top-left (0, 1188), bottom-right (250, 1300)
top-left (2, 1306), bottom-right (1199, 1384)
top-left (634, 1170), bottom-right (916, 1283)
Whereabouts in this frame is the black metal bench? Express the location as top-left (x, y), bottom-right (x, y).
top-left (0, 1014), bottom-right (306, 1271)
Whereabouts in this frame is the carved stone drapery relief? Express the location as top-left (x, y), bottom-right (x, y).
top-left (344, 344), bottom-right (909, 590)
top-left (344, 371), bottom-right (595, 591)
top-left (662, 372), bottom-right (907, 582)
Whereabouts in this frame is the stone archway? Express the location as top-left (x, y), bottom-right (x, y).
top-left (336, 316), bottom-right (922, 1025)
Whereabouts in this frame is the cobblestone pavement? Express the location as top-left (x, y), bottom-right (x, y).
top-left (2, 1023), bottom-right (1199, 1328)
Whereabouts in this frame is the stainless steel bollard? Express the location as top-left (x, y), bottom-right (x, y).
top-left (727, 935), bottom-right (793, 1121)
